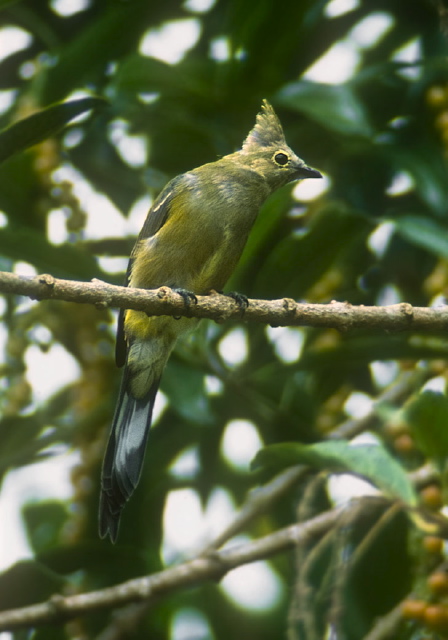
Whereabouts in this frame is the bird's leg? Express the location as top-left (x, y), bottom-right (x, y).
top-left (172, 287), bottom-right (198, 319)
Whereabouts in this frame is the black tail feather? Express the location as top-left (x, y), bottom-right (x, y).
top-left (99, 376), bottom-right (159, 542)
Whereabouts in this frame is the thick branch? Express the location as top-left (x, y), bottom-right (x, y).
top-left (1, 270), bottom-right (448, 331)
top-left (0, 506), bottom-right (343, 631)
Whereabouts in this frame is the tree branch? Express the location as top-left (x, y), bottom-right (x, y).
top-left (0, 506), bottom-right (344, 632)
top-left (97, 466), bottom-right (312, 639)
top-left (198, 466), bottom-right (310, 554)
top-left (1, 270), bottom-right (448, 331)
top-left (362, 598), bottom-right (405, 640)
top-left (329, 368), bottom-right (430, 440)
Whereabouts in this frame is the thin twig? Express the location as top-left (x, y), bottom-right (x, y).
top-left (362, 599), bottom-right (405, 640)
top-left (97, 466), bottom-right (311, 639)
top-left (329, 369), bottom-right (429, 440)
top-left (199, 466), bottom-right (309, 554)
top-left (0, 506), bottom-right (344, 632)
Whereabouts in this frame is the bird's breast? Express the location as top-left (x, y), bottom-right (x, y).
top-left (130, 171), bottom-right (266, 293)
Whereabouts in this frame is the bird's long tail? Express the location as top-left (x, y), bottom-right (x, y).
top-left (99, 337), bottom-right (171, 542)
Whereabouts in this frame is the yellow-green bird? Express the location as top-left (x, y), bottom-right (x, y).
top-left (99, 100), bottom-right (321, 541)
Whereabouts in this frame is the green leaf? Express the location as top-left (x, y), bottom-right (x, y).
top-left (0, 97), bottom-right (107, 165)
top-left (238, 202), bottom-right (371, 299)
top-left (111, 54), bottom-right (181, 96)
top-left (36, 0), bottom-right (156, 104)
top-left (111, 54), bottom-right (212, 102)
top-left (405, 390), bottom-right (448, 463)
top-left (253, 440), bottom-right (417, 505)
top-left (0, 415), bottom-right (46, 477)
top-left (276, 81), bottom-right (373, 137)
top-left (0, 559), bottom-right (65, 611)
top-left (162, 358), bottom-right (214, 425)
top-left (393, 215), bottom-right (448, 259)
top-left (23, 501), bottom-right (68, 555)
top-left (0, 227), bottom-right (103, 279)
top-left (229, 185), bottom-right (295, 292)
top-left (392, 144), bottom-right (448, 215)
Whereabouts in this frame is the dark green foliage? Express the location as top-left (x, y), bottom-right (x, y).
top-left (253, 440), bottom-right (417, 504)
top-left (0, 97), bottom-right (106, 165)
top-left (0, 0), bottom-right (447, 638)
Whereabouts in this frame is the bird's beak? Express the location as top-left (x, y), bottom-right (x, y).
top-left (296, 165), bottom-right (322, 179)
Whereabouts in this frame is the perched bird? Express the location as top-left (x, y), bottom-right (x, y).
top-left (99, 100), bottom-right (321, 541)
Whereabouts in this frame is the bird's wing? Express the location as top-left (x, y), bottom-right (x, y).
top-left (115, 175), bottom-right (184, 367)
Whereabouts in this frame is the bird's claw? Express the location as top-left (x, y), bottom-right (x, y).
top-left (227, 291), bottom-right (249, 313)
top-left (173, 288), bottom-right (198, 319)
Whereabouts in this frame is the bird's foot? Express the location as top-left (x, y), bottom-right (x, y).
top-left (227, 291), bottom-right (249, 311)
top-left (172, 287), bottom-right (198, 319)
top-left (210, 290), bottom-right (249, 317)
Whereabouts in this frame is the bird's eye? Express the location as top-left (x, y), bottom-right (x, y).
top-left (274, 152), bottom-right (289, 166)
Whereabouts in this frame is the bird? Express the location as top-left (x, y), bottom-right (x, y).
top-left (99, 100), bottom-right (322, 541)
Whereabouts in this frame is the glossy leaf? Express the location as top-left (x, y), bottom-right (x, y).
top-left (253, 440), bottom-right (417, 505)
top-left (405, 390), bottom-right (448, 463)
top-left (37, 1), bottom-right (153, 104)
top-left (0, 227), bottom-right (103, 279)
top-left (162, 358), bottom-right (214, 425)
top-left (276, 81), bottom-right (373, 137)
top-left (0, 560), bottom-right (65, 611)
top-left (393, 215), bottom-right (448, 259)
top-left (111, 54), bottom-right (195, 97)
top-left (0, 97), bottom-right (107, 165)
top-left (392, 144), bottom-right (448, 216)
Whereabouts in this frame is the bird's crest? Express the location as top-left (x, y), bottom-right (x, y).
top-left (242, 100), bottom-right (286, 152)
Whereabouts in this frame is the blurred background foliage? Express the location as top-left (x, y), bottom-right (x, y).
top-left (1, 0), bottom-right (448, 638)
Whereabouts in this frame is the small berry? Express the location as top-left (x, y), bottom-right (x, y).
top-left (427, 85), bottom-right (448, 107)
top-left (420, 485), bottom-right (444, 510)
top-left (428, 571), bottom-right (448, 595)
top-left (424, 604), bottom-right (448, 631)
top-left (423, 536), bottom-right (444, 555)
top-left (393, 433), bottom-right (416, 455)
top-left (401, 599), bottom-right (426, 620)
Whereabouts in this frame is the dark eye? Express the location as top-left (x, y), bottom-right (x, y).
top-left (274, 152), bottom-right (289, 166)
